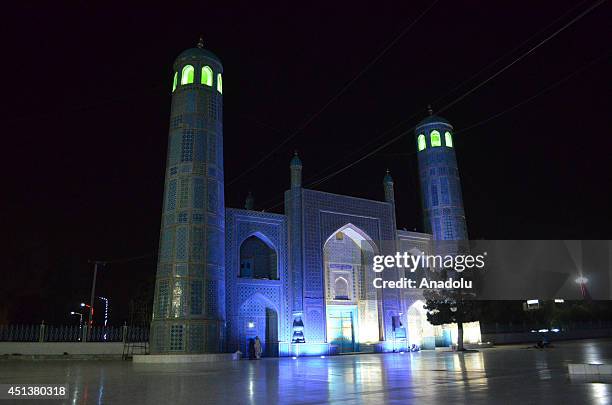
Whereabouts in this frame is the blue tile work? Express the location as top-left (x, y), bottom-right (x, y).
top-left (151, 46), bottom-right (473, 357)
top-left (286, 155), bottom-right (304, 342)
top-left (151, 43), bottom-right (225, 354)
top-left (296, 189), bottom-right (401, 343)
top-left (415, 114), bottom-right (468, 244)
top-left (224, 209), bottom-right (290, 354)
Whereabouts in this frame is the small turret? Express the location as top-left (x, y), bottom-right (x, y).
top-left (245, 192), bottom-right (254, 210)
top-left (383, 169), bottom-right (395, 203)
top-left (290, 151), bottom-right (302, 188)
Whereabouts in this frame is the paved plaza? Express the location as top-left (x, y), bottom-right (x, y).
top-left (1, 339), bottom-right (611, 404)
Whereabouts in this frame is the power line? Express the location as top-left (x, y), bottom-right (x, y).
top-left (304, 0), bottom-right (606, 185)
top-left (312, 48), bottom-right (608, 181)
top-left (377, 50), bottom-right (609, 157)
top-left (259, 0), bottom-right (600, 208)
top-left (437, 0), bottom-right (607, 115)
top-left (226, 0), bottom-right (441, 187)
top-left (456, 51), bottom-right (610, 135)
top-left (428, 0), bottom-right (591, 109)
top-left (262, 46), bottom-right (608, 211)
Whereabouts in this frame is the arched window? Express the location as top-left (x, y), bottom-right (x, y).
top-left (430, 130), bottom-right (441, 147)
top-left (201, 66), bottom-right (213, 86)
top-left (334, 277), bottom-right (349, 300)
top-left (417, 134), bottom-right (426, 151)
top-left (239, 235), bottom-right (278, 279)
top-left (172, 72), bottom-right (178, 92)
top-left (217, 73), bottom-right (223, 94)
top-left (445, 131), bottom-right (453, 147)
top-left (181, 65), bottom-right (194, 85)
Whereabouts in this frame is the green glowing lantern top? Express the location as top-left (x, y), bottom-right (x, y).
top-left (415, 105), bottom-right (454, 151)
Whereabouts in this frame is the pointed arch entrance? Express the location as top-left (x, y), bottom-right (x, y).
top-left (406, 300), bottom-right (434, 347)
top-left (323, 224), bottom-right (380, 353)
top-left (239, 293), bottom-right (279, 357)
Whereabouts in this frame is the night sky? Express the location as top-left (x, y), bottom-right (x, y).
top-left (2, 2), bottom-right (610, 324)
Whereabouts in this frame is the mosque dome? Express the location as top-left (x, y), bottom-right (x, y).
top-left (175, 37), bottom-right (222, 67)
top-left (417, 114), bottom-right (451, 127)
top-left (416, 106), bottom-right (452, 129)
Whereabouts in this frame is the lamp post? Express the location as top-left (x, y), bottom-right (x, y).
top-left (80, 302), bottom-right (94, 340)
top-left (575, 276), bottom-right (589, 299)
top-left (86, 261), bottom-right (107, 336)
top-left (70, 311), bottom-right (83, 341)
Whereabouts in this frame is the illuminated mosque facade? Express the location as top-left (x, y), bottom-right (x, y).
top-left (150, 41), bottom-right (480, 356)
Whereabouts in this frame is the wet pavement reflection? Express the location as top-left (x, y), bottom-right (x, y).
top-left (1, 339), bottom-right (611, 404)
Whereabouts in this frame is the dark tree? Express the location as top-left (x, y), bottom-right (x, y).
top-left (423, 289), bottom-right (482, 351)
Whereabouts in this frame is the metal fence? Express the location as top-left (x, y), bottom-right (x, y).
top-left (0, 324), bottom-right (149, 343)
top-left (481, 320), bottom-right (612, 334)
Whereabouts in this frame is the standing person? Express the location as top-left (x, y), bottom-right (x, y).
top-left (254, 336), bottom-right (262, 359)
top-left (248, 338), bottom-right (255, 359)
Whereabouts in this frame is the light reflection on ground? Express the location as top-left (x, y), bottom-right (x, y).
top-left (1, 339), bottom-right (611, 404)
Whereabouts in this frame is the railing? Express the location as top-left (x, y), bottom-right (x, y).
top-left (0, 324), bottom-right (149, 343)
top-left (481, 320), bottom-right (612, 334)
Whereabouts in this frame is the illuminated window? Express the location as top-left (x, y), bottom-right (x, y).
top-left (334, 277), bottom-right (349, 300)
top-left (201, 66), bottom-right (213, 86)
top-left (445, 131), bottom-right (453, 147)
top-left (417, 134), bottom-right (426, 151)
top-left (217, 73), bottom-right (223, 94)
top-left (181, 65), bottom-right (194, 85)
top-left (172, 72), bottom-right (178, 92)
top-left (430, 130), bottom-right (441, 147)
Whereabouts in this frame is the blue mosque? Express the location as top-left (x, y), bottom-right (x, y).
top-left (150, 40), bottom-right (481, 356)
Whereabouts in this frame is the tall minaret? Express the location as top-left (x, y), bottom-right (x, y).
top-left (286, 152), bottom-right (305, 343)
top-left (151, 39), bottom-right (225, 354)
top-left (415, 106), bottom-right (468, 243)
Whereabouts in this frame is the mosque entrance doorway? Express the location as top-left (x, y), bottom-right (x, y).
top-left (323, 224), bottom-right (381, 353)
top-left (406, 300), bottom-right (434, 348)
top-left (239, 294), bottom-right (279, 357)
top-left (326, 306), bottom-right (356, 353)
top-left (265, 308), bottom-right (279, 357)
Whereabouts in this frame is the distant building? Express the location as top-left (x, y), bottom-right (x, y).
top-left (150, 41), bottom-right (480, 356)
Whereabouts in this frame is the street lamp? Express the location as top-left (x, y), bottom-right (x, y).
top-left (575, 276), bottom-right (589, 299)
top-left (70, 311), bottom-right (83, 324)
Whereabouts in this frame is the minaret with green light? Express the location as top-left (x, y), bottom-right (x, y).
top-left (150, 38), bottom-right (225, 354)
top-left (415, 106), bottom-right (468, 242)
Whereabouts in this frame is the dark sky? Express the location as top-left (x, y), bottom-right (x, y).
top-left (2, 1), bottom-right (610, 324)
